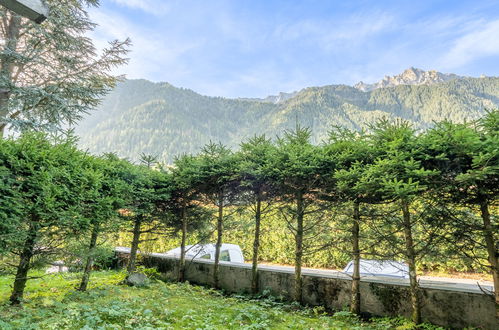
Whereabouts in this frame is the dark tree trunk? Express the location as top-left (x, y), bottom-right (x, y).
top-left (10, 222), bottom-right (37, 305)
top-left (251, 189), bottom-right (262, 294)
top-left (480, 200), bottom-right (499, 319)
top-left (294, 190), bottom-right (304, 303)
top-left (402, 200), bottom-right (421, 324)
top-left (350, 200), bottom-right (361, 315)
top-left (79, 222), bottom-right (100, 292)
top-left (179, 203), bottom-right (187, 282)
top-left (127, 215), bottom-right (142, 273)
top-left (213, 190), bottom-right (224, 289)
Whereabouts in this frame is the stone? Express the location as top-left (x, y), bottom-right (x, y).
top-left (126, 272), bottom-right (149, 287)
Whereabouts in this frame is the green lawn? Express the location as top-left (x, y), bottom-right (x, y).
top-left (0, 270), bottom-right (436, 329)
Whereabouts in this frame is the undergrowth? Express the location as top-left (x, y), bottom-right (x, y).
top-left (0, 271), bottom-right (443, 329)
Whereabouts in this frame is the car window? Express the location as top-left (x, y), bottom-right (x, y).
top-left (220, 250), bottom-right (230, 261)
top-left (200, 253), bottom-right (211, 259)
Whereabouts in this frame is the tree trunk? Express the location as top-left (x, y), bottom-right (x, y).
top-left (79, 222), bottom-right (100, 292)
top-left (10, 222), bottom-right (37, 305)
top-left (251, 189), bottom-right (262, 294)
top-left (179, 203), bottom-right (187, 282)
top-left (402, 200), bottom-right (421, 324)
top-left (0, 15), bottom-right (21, 138)
top-left (350, 200), bottom-right (361, 315)
top-left (294, 190), bottom-right (304, 303)
top-left (213, 190), bottom-right (224, 289)
top-left (480, 200), bottom-right (499, 319)
top-left (127, 215), bottom-right (142, 273)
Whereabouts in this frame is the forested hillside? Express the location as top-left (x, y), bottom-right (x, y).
top-left (75, 74), bottom-right (499, 162)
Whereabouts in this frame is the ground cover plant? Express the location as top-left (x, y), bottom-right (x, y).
top-left (0, 270), bottom-right (442, 329)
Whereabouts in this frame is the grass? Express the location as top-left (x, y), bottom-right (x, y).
top-left (0, 270), bottom-right (440, 329)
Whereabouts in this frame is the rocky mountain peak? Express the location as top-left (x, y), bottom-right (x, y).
top-left (354, 67), bottom-right (460, 92)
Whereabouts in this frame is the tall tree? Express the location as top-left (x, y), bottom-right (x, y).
top-left (124, 157), bottom-right (171, 275)
top-left (268, 127), bottom-right (325, 303)
top-left (237, 135), bottom-right (276, 293)
top-left (363, 120), bottom-right (436, 324)
top-left (421, 111), bottom-right (498, 319)
top-left (325, 127), bottom-right (381, 315)
top-left (0, 132), bottom-right (93, 304)
top-left (197, 142), bottom-right (239, 289)
top-left (78, 154), bottom-right (127, 291)
top-left (167, 154), bottom-right (207, 282)
top-left (0, 0), bottom-right (130, 137)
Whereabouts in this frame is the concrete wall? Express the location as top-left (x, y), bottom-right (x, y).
top-left (118, 251), bottom-right (497, 329)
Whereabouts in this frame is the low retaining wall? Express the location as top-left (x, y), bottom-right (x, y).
top-left (117, 250), bottom-right (497, 329)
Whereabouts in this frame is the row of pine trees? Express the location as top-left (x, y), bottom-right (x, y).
top-left (1, 111), bottom-right (497, 323)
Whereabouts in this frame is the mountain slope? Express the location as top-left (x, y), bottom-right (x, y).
top-left (75, 70), bottom-right (499, 162)
top-left (354, 67), bottom-right (460, 91)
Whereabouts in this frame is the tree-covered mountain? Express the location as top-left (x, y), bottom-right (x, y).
top-left (75, 69), bottom-right (499, 163)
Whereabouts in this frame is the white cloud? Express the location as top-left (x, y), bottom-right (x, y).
top-left (273, 11), bottom-right (395, 52)
top-left (109, 0), bottom-right (170, 15)
top-left (88, 8), bottom-right (201, 81)
top-left (440, 19), bottom-right (499, 68)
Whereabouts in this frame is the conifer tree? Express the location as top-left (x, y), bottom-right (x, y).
top-left (268, 127), bottom-right (325, 303)
top-left (168, 154), bottom-right (208, 282)
top-left (237, 135), bottom-right (276, 293)
top-left (421, 111), bottom-right (498, 319)
top-left (122, 155), bottom-right (171, 275)
top-left (78, 154), bottom-right (127, 291)
top-left (363, 120), bottom-right (436, 324)
top-left (0, 132), bottom-right (93, 304)
top-left (325, 127), bottom-right (381, 315)
top-left (197, 142), bottom-right (239, 289)
top-left (0, 0), bottom-right (130, 137)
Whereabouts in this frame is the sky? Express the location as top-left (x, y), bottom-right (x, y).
top-left (89, 0), bottom-right (499, 98)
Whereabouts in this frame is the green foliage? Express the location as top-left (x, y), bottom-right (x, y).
top-left (1, 111), bottom-right (497, 318)
top-left (0, 1), bottom-right (130, 136)
top-left (237, 134), bottom-right (276, 195)
top-left (136, 266), bottom-right (162, 280)
top-left (0, 271), bottom-right (426, 329)
top-left (0, 132), bottom-right (95, 255)
top-left (63, 241), bottom-right (116, 271)
top-left (364, 119), bottom-right (437, 201)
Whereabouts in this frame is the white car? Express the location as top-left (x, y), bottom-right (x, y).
top-left (45, 260), bottom-right (68, 274)
top-left (165, 243), bottom-right (244, 263)
top-left (343, 259), bottom-right (409, 278)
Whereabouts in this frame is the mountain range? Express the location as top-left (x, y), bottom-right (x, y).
top-left (75, 68), bottom-right (499, 163)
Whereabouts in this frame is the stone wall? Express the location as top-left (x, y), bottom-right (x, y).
top-left (118, 251), bottom-right (497, 329)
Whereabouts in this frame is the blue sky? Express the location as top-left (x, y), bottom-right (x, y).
top-left (89, 0), bottom-right (499, 98)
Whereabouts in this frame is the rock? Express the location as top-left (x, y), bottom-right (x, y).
top-left (354, 67), bottom-right (460, 92)
top-left (125, 272), bottom-right (149, 287)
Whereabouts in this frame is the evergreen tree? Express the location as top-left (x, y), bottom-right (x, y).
top-left (123, 155), bottom-right (171, 275)
top-left (0, 0), bottom-right (130, 137)
top-left (0, 132), bottom-right (95, 304)
top-left (197, 142), bottom-right (239, 289)
top-left (421, 111), bottom-right (498, 319)
top-left (168, 154), bottom-right (208, 282)
top-left (237, 135), bottom-right (276, 293)
top-left (363, 120), bottom-right (437, 324)
top-left (78, 154), bottom-right (127, 291)
top-left (325, 127), bottom-right (381, 314)
top-left (268, 127), bottom-right (325, 303)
